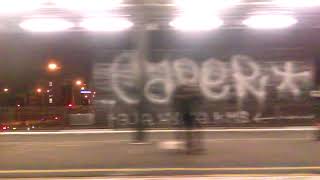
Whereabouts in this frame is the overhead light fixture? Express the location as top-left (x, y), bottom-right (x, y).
top-left (273, 0), bottom-right (320, 8)
top-left (51, 0), bottom-right (122, 12)
top-left (0, 0), bottom-right (45, 14)
top-left (243, 15), bottom-right (297, 29)
top-left (174, 0), bottom-right (240, 13)
top-left (169, 15), bottom-right (223, 31)
top-left (19, 18), bottom-right (75, 32)
top-left (79, 17), bottom-right (133, 31)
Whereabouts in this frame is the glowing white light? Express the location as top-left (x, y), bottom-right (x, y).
top-left (273, 0), bottom-right (320, 8)
top-left (174, 0), bottom-right (240, 13)
top-left (75, 80), bottom-right (83, 86)
top-left (169, 15), bottom-right (223, 31)
top-left (48, 63), bottom-right (58, 70)
top-left (0, 0), bottom-right (45, 14)
top-left (52, 0), bottom-right (122, 12)
top-left (243, 15), bottom-right (297, 29)
top-left (19, 18), bottom-right (75, 32)
top-left (80, 18), bottom-right (133, 31)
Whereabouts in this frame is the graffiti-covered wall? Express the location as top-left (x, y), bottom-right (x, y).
top-left (93, 51), bottom-right (314, 128)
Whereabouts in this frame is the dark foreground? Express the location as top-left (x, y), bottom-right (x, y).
top-left (1, 128), bottom-right (320, 178)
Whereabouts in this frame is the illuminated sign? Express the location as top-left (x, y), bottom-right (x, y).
top-left (80, 90), bottom-right (92, 94)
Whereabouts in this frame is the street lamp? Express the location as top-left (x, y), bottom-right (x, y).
top-left (75, 80), bottom-right (83, 86)
top-left (3, 88), bottom-right (8, 93)
top-left (48, 63), bottom-right (58, 71)
top-left (36, 88), bottom-right (42, 93)
top-left (19, 18), bottom-right (75, 32)
top-left (243, 14), bottom-right (297, 29)
top-left (169, 15), bottom-right (223, 31)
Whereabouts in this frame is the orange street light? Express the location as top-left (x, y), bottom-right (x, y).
top-left (48, 63), bottom-right (58, 71)
top-left (36, 88), bottom-right (42, 93)
top-left (75, 80), bottom-right (82, 86)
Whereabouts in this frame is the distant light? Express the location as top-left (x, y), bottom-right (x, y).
top-left (174, 0), bottom-right (240, 13)
top-left (19, 18), bottom-right (75, 32)
top-left (49, 98), bottom-right (53, 104)
top-left (75, 80), bottom-right (82, 86)
top-left (243, 15), bottom-right (297, 29)
top-left (84, 95), bottom-right (88, 98)
top-left (3, 88), bottom-right (8, 92)
top-left (17, 104), bottom-right (21, 107)
top-left (68, 104), bottom-right (73, 107)
top-left (0, 0), bottom-right (44, 14)
top-left (80, 90), bottom-right (92, 94)
top-left (48, 63), bottom-right (58, 71)
top-left (54, 117), bottom-right (59, 120)
top-left (80, 18), bottom-right (133, 32)
top-left (12, 127), bottom-right (17, 130)
top-left (47, 90), bottom-right (50, 93)
top-left (52, 0), bottom-right (123, 12)
top-left (36, 88), bottom-right (42, 93)
top-left (170, 15), bottom-right (223, 31)
top-left (81, 87), bottom-right (85, 90)
top-left (2, 126), bottom-right (6, 130)
top-left (273, 0), bottom-right (320, 8)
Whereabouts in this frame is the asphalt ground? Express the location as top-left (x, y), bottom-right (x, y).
top-left (1, 128), bottom-right (320, 178)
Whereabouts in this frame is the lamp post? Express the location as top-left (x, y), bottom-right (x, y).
top-left (46, 61), bottom-right (60, 106)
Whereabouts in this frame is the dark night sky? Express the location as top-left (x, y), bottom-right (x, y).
top-left (0, 31), bottom-right (131, 92)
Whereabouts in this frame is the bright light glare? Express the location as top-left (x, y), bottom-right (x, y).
top-left (170, 16), bottom-right (223, 31)
top-left (52, 0), bottom-right (122, 12)
top-left (273, 0), bottom-right (320, 8)
top-left (75, 80), bottom-right (83, 86)
top-left (174, 0), bottom-right (240, 13)
top-left (48, 63), bottom-right (58, 70)
top-left (20, 18), bottom-right (74, 32)
top-left (0, 0), bottom-right (45, 14)
top-left (80, 18), bottom-right (133, 31)
top-left (243, 15), bottom-right (297, 29)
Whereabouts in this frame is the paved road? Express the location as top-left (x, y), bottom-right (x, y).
top-left (1, 128), bottom-right (320, 178)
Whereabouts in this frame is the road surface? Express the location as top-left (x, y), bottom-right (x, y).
top-left (1, 128), bottom-right (320, 178)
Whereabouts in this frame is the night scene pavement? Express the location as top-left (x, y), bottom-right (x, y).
top-left (1, 128), bottom-right (320, 178)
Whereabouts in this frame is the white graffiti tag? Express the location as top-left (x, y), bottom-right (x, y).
top-left (231, 55), bottom-right (269, 106)
top-left (144, 60), bottom-right (175, 104)
top-left (107, 53), bottom-right (312, 106)
top-left (200, 58), bottom-right (230, 100)
top-left (173, 58), bottom-right (200, 85)
top-left (272, 62), bottom-right (311, 96)
top-left (110, 53), bottom-right (140, 104)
